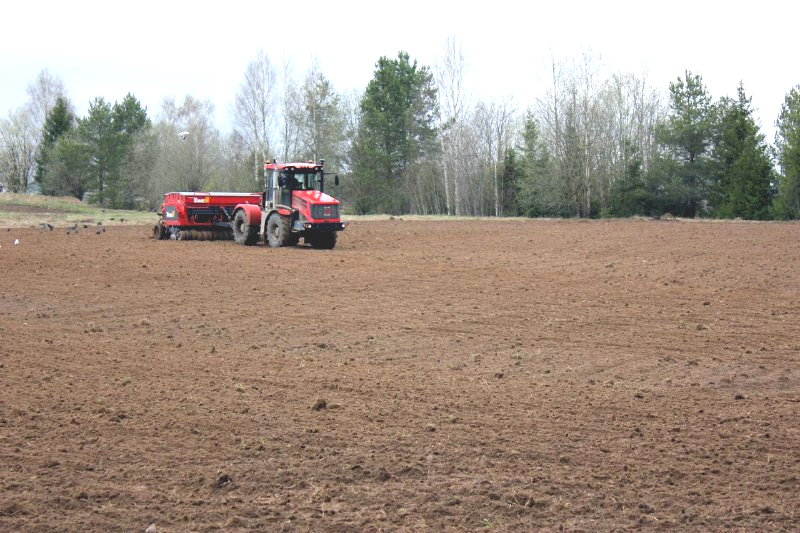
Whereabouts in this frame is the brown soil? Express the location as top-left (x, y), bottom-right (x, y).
top-left (1, 218), bottom-right (798, 531)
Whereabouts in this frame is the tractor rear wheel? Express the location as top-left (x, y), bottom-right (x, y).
top-left (232, 210), bottom-right (258, 246)
top-left (266, 213), bottom-right (291, 247)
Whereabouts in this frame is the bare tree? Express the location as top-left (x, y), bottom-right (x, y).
top-left (156, 95), bottom-right (220, 193)
top-left (434, 36), bottom-right (473, 215)
top-left (25, 69), bottom-right (70, 136)
top-left (278, 53), bottom-right (301, 161)
top-left (0, 107), bottom-right (37, 193)
top-left (533, 49), bottom-right (607, 216)
top-left (593, 71), bottom-right (663, 211)
top-left (468, 94), bottom-right (518, 216)
top-left (295, 56), bottom-right (346, 169)
top-left (232, 48), bottom-right (276, 184)
top-left (338, 88), bottom-right (363, 175)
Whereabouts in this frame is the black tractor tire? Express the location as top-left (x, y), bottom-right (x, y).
top-left (232, 210), bottom-right (259, 246)
top-left (310, 231), bottom-right (337, 250)
top-left (266, 213), bottom-right (291, 247)
top-left (151, 223), bottom-right (166, 240)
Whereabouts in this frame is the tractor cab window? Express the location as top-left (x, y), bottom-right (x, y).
top-left (286, 172), bottom-right (321, 191)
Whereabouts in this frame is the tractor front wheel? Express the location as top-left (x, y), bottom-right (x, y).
top-left (151, 223), bottom-right (166, 240)
top-left (232, 210), bottom-right (258, 246)
top-left (266, 213), bottom-right (291, 247)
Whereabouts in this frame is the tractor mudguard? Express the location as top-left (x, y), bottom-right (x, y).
top-left (235, 203), bottom-right (263, 226)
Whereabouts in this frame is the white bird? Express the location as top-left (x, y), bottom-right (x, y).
top-left (14, 238), bottom-right (19, 245)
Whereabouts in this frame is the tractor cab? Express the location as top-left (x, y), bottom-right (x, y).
top-left (277, 169), bottom-right (320, 205)
top-left (264, 161), bottom-right (337, 209)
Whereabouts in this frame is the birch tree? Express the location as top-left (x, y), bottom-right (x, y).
top-left (156, 95), bottom-right (220, 193)
top-left (434, 36), bottom-right (472, 215)
top-left (279, 53), bottom-right (302, 161)
top-left (232, 48), bottom-right (277, 184)
top-left (26, 69), bottom-right (69, 133)
top-left (297, 57), bottom-right (345, 167)
top-left (0, 107), bottom-right (37, 193)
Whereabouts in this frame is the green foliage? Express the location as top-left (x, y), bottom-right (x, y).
top-left (35, 97), bottom-right (74, 193)
top-left (40, 135), bottom-right (91, 199)
top-left (774, 86), bottom-right (800, 219)
top-left (107, 94), bottom-right (153, 208)
top-left (43, 93), bottom-right (152, 207)
top-left (350, 51), bottom-right (438, 214)
top-left (498, 148), bottom-right (518, 216)
top-left (711, 83), bottom-right (775, 219)
top-left (516, 112), bottom-right (563, 217)
top-left (608, 152), bottom-right (648, 217)
top-left (75, 97), bottom-right (117, 201)
top-left (651, 71), bottom-right (717, 217)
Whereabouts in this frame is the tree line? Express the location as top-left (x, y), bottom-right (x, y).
top-left (2, 42), bottom-right (799, 220)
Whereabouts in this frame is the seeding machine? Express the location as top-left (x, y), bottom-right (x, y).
top-left (152, 160), bottom-right (346, 249)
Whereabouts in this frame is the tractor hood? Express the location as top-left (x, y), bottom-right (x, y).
top-left (292, 189), bottom-right (341, 222)
top-left (293, 190), bottom-right (339, 205)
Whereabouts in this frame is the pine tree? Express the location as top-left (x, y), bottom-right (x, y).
top-left (774, 86), bottom-right (800, 219)
top-left (652, 71), bottom-right (716, 217)
top-left (712, 83), bottom-right (775, 219)
top-left (351, 51), bottom-right (438, 214)
top-left (109, 93), bottom-right (152, 207)
top-left (76, 97), bottom-right (116, 202)
top-left (517, 111), bottom-right (560, 217)
top-left (35, 96), bottom-right (75, 193)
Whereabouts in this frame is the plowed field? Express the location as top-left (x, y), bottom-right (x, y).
top-left (1, 217), bottom-right (798, 531)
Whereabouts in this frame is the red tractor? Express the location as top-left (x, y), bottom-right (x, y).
top-left (153, 159), bottom-right (346, 248)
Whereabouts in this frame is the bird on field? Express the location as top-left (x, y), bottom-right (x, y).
top-left (39, 223), bottom-right (54, 231)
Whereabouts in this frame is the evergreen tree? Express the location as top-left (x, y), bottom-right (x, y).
top-left (652, 71), bottom-right (716, 217)
top-left (41, 135), bottom-right (91, 200)
top-left (76, 97), bottom-right (116, 202)
top-left (351, 51), bottom-right (438, 214)
top-left (774, 86), bottom-right (800, 219)
top-left (35, 96), bottom-right (75, 193)
top-left (516, 111), bottom-right (560, 217)
top-left (712, 83), bottom-right (775, 219)
top-left (54, 94), bottom-right (153, 206)
top-left (608, 140), bottom-right (648, 217)
top-left (113, 93), bottom-right (150, 137)
top-left (109, 93), bottom-right (152, 207)
top-left (499, 148), bottom-right (517, 215)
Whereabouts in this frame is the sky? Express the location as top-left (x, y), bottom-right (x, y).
top-left (1, 0), bottom-right (796, 143)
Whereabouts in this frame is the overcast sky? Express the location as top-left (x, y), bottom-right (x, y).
top-left (2, 0), bottom-right (796, 142)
